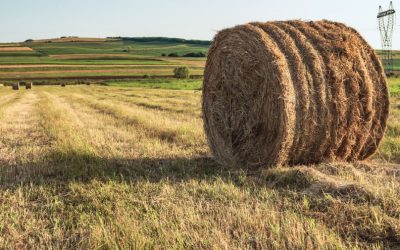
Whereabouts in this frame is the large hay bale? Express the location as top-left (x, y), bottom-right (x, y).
top-left (12, 83), bottom-right (19, 90)
top-left (25, 82), bottom-right (32, 89)
top-left (202, 20), bottom-right (389, 169)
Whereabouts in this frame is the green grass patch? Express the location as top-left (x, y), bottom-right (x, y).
top-left (389, 78), bottom-right (400, 97)
top-left (0, 51), bottom-right (43, 57)
top-left (104, 78), bottom-right (203, 90)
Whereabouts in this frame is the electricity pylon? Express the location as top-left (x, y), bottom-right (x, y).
top-left (378, 1), bottom-right (396, 74)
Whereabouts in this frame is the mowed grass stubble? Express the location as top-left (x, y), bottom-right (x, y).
top-left (0, 84), bottom-right (398, 249)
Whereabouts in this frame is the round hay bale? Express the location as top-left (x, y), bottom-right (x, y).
top-left (61, 83), bottom-right (66, 87)
top-left (25, 82), bottom-right (32, 89)
top-left (202, 20), bottom-right (389, 169)
top-left (12, 83), bottom-right (19, 90)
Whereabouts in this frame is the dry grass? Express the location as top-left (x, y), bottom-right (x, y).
top-left (162, 58), bottom-right (206, 67)
top-left (0, 85), bottom-right (398, 249)
top-left (0, 47), bottom-right (33, 52)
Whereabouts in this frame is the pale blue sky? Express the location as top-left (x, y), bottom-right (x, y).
top-left (0, 0), bottom-right (399, 49)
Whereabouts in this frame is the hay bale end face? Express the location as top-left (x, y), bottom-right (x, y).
top-left (12, 83), bottom-right (19, 90)
top-left (25, 82), bottom-right (32, 89)
top-left (202, 20), bottom-right (389, 169)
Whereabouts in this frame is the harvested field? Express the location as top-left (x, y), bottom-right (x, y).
top-left (0, 83), bottom-right (398, 249)
top-left (203, 20), bottom-right (389, 168)
top-left (163, 58), bottom-right (206, 67)
top-left (0, 64), bottom-right (183, 68)
top-left (0, 46), bottom-right (33, 51)
top-left (0, 68), bottom-right (179, 75)
top-left (0, 69), bottom-right (204, 80)
top-left (50, 53), bottom-right (141, 59)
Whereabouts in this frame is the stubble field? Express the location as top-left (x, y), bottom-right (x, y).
top-left (0, 82), bottom-right (399, 249)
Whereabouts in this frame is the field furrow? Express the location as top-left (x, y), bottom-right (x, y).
top-left (0, 93), bottom-right (19, 107)
top-left (0, 91), bottom-right (52, 179)
top-left (62, 91), bottom-right (206, 149)
top-left (72, 88), bottom-right (201, 120)
top-left (55, 91), bottom-right (193, 159)
top-left (86, 88), bottom-right (201, 117)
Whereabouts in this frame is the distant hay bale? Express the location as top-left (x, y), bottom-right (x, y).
top-left (12, 83), bottom-right (19, 90)
top-left (202, 20), bottom-right (389, 169)
top-left (25, 82), bottom-right (32, 89)
top-left (61, 83), bottom-right (66, 87)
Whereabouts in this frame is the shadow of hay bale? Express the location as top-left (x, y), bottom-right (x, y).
top-left (262, 166), bottom-right (375, 202)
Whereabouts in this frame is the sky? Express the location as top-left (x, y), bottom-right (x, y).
top-left (0, 0), bottom-right (399, 49)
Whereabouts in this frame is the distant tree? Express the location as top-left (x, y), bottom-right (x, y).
top-left (123, 46), bottom-right (132, 53)
top-left (120, 37), bottom-right (211, 46)
top-left (168, 52), bottom-right (179, 57)
top-left (161, 53), bottom-right (166, 57)
top-left (386, 72), bottom-right (395, 77)
top-left (173, 67), bottom-right (190, 79)
top-left (183, 52), bottom-right (206, 57)
top-left (24, 39), bottom-right (34, 43)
